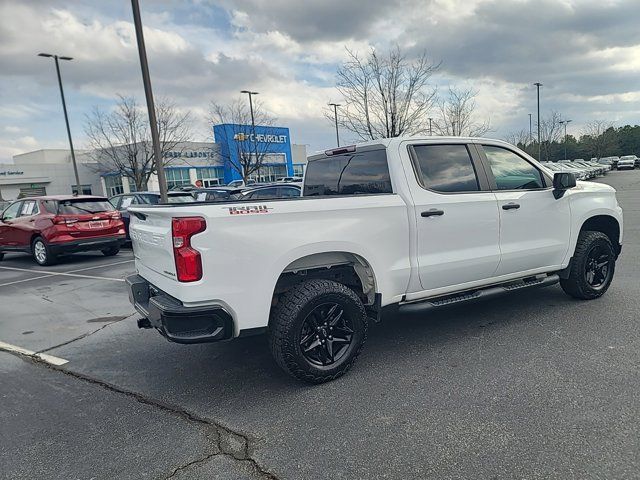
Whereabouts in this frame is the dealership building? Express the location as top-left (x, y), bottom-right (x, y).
top-left (0, 124), bottom-right (307, 201)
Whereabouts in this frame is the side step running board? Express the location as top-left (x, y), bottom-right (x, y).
top-left (399, 274), bottom-right (559, 314)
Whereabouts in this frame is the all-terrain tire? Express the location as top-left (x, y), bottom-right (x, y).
top-left (32, 236), bottom-right (57, 266)
top-left (268, 279), bottom-right (368, 383)
top-left (560, 231), bottom-right (615, 300)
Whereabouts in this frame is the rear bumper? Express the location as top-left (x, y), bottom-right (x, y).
top-left (126, 274), bottom-right (233, 344)
top-left (49, 235), bottom-right (126, 254)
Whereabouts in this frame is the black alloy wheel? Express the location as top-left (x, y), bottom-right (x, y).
top-left (584, 244), bottom-right (612, 289)
top-left (299, 303), bottom-right (354, 367)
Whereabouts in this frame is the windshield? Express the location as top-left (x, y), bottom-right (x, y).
top-left (57, 200), bottom-right (114, 214)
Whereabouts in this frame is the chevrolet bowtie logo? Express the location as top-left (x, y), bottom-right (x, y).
top-left (233, 133), bottom-right (248, 141)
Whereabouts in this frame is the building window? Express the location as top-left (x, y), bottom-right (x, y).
top-left (165, 168), bottom-right (191, 190)
top-left (71, 184), bottom-right (93, 195)
top-left (293, 164), bottom-right (305, 177)
top-left (196, 167), bottom-right (224, 187)
top-left (18, 186), bottom-right (47, 198)
top-left (104, 175), bottom-right (124, 196)
top-left (248, 164), bottom-right (288, 183)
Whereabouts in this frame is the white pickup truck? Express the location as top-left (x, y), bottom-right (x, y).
top-left (126, 137), bottom-right (623, 383)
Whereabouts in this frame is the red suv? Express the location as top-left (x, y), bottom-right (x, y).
top-left (0, 195), bottom-right (125, 265)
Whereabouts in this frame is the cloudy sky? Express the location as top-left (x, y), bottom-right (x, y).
top-left (1, 0), bottom-right (639, 162)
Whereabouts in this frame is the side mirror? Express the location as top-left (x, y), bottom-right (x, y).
top-left (552, 172), bottom-right (576, 199)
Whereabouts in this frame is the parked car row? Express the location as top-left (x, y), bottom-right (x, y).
top-left (597, 155), bottom-right (639, 170)
top-left (542, 159), bottom-right (610, 180)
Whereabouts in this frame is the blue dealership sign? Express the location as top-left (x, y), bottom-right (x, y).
top-left (213, 123), bottom-right (293, 183)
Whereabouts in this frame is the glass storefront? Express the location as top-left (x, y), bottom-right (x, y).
top-left (196, 167), bottom-right (224, 187)
top-left (165, 168), bottom-right (191, 189)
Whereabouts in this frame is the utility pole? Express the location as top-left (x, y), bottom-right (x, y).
top-left (38, 53), bottom-right (81, 195)
top-left (534, 82), bottom-right (543, 161)
top-left (131, 0), bottom-right (167, 202)
top-left (328, 103), bottom-right (341, 146)
top-left (428, 117), bottom-right (433, 136)
top-left (241, 90), bottom-right (259, 181)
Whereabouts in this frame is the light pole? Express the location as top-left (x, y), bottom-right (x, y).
top-left (38, 53), bottom-right (81, 194)
top-left (240, 90), bottom-right (259, 180)
top-left (559, 119), bottom-right (572, 161)
top-left (328, 103), bottom-right (341, 147)
top-left (534, 82), bottom-right (543, 161)
top-left (528, 113), bottom-right (532, 145)
top-left (428, 117), bottom-right (433, 136)
top-left (131, 0), bottom-right (167, 202)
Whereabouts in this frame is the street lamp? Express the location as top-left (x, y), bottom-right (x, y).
top-left (328, 103), bottom-right (341, 147)
top-left (38, 52), bottom-right (81, 194)
top-left (428, 117), bottom-right (433, 136)
top-left (533, 82), bottom-right (543, 161)
top-left (240, 90), bottom-right (259, 179)
top-left (130, 0), bottom-right (167, 203)
top-left (559, 119), bottom-right (572, 161)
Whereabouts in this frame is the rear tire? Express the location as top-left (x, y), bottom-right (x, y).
top-left (102, 247), bottom-right (120, 257)
top-left (0, 252), bottom-right (4, 261)
top-left (32, 236), bottom-right (56, 266)
top-left (560, 231), bottom-right (615, 300)
top-left (268, 279), bottom-right (368, 383)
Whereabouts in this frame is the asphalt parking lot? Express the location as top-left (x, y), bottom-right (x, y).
top-left (2, 170), bottom-right (640, 479)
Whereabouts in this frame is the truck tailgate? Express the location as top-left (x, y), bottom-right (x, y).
top-left (129, 210), bottom-right (177, 282)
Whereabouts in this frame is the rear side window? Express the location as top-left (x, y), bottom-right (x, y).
top-left (42, 200), bottom-right (58, 214)
top-left (57, 200), bottom-right (114, 214)
top-left (19, 200), bottom-right (38, 216)
top-left (303, 149), bottom-right (392, 196)
top-left (411, 144), bottom-right (479, 193)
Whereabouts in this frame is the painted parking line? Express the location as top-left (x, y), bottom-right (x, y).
top-left (0, 340), bottom-right (69, 366)
top-left (0, 265), bottom-right (127, 283)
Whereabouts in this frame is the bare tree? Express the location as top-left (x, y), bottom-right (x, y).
top-left (539, 110), bottom-right (564, 161)
top-left (504, 129), bottom-right (531, 148)
top-left (581, 120), bottom-right (616, 159)
top-left (208, 98), bottom-right (279, 182)
top-left (434, 87), bottom-right (491, 137)
top-left (84, 95), bottom-right (192, 190)
top-left (331, 46), bottom-right (439, 140)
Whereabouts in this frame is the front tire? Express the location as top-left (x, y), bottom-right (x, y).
top-left (32, 236), bottom-right (56, 266)
top-left (268, 279), bottom-right (368, 383)
top-left (560, 231), bottom-right (615, 300)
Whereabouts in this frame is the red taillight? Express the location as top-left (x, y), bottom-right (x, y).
top-left (110, 211), bottom-right (121, 220)
top-left (172, 217), bottom-right (206, 282)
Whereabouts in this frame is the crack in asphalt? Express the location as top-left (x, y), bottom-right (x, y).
top-left (165, 452), bottom-right (220, 479)
top-left (5, 350), bottom-right (279, 480)
top-left (36, 316), bottom-right (129, 354)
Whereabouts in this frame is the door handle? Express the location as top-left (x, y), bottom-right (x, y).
top-left (502, 203), bottom-right (520, 210)
top-left (421, 209), bottom-right (445, 217)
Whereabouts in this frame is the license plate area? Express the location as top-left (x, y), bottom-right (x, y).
top-left (88, 220), bottom-right (107, 229)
